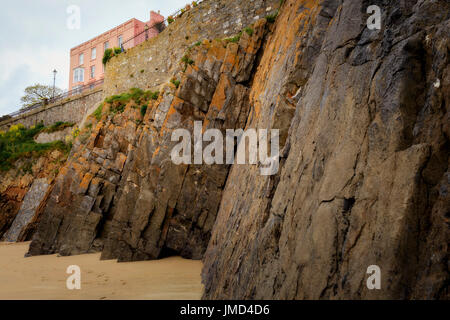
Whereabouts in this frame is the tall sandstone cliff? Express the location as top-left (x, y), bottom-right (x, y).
top-left (202, 0), bottom-right (449, 299)
top-left (27, 19), bottom-right (268, 260)
top-left (6, 0), bottom-right (447, 300)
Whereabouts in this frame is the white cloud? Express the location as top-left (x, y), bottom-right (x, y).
top-left (0, 0), bottom-right (190, 116)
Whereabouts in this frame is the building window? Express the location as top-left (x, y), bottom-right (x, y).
top-left (118, 35), bottom-right (123, 48)
top-left (91, 48), bottom-right (96, 60)
top-left (90, 65), bottom-right (95, 79)
top-left (104, 41), bottom-right (109, 51)
top-left (73, 67), bottom-right (84, 83)
top-left (79, 53), bottom-right (84, 65)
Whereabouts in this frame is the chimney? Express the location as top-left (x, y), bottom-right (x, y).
top-left (150, 10), bottom-right (165, 25)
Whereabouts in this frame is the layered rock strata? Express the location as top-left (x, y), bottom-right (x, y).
top-left (202, 0), bottom-right (449, 299)
top-left (28, 22), bottom-right (268, 261)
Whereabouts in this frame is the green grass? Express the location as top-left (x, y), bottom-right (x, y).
top-left (244, 27), bottom-right (254, 36)
top-left (103, 47), bottom-right (123, 65)
top-left (265, 10), bottom-right (279, 23)
top-left (0, 123), bottom-right (71, 171)
top-left (224, 32), bottom-right (242, 44)
top-left (41, 121), bottom-right (74, 134)
top-left (181, 54), bottom-right (195, 72)
top-left (171, 78), bottom-right (181, 88)
top-left (102, 88), bottom-right (159, 116)
top-left (92, 103), bottom-right (103, 121)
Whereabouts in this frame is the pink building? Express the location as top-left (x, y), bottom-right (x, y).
top-left (69, 11), bottom-right (164, 91)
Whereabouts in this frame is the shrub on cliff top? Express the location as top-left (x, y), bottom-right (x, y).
top-left (103, 48), bottom-right (113, 65)
top-left (102, 89), bottom-right (159, 116)
top-left (0, 123), bottom-right (71, 171)
top-left (144, 90), bottom-right (160, 100)
top-left (103, 47), bottom-right (123, 65)
top-left (41, 121), bottom-right (75, 134)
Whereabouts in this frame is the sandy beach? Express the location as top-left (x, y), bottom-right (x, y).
top-left (0, 242), bottom-right (203, 300)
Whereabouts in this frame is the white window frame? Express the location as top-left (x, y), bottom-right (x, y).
top-left (79, 53), bottom-right (84, 65)
top-left (90, 65), bottom-right (95, 79)
top-left (91, 47), bottom-right (96, 60)
top-left (73, 67), bottom-right (84, 83)
top-left (118, 35), bottom-right (123, 48)
top-left (104, 41), bottom-right (109, 51)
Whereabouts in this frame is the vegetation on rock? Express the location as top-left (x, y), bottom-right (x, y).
top-left (41, 121), bottom-right (74, 134)
top-left (181, 54), bottom-right (195, 72)
top-left (103, 47), bottom-right (123, 65)
top-left (0, 123), bottom-right (71, 171)
top-left (171, 78), bottom-right (181, 88)
top-left (265, 10), bottom-right (279, 23)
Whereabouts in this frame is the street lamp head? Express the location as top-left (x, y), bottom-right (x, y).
top-left (53, 69), bottom-right (57, 75)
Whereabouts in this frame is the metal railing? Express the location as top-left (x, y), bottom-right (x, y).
top-left (4, 79), bottom-right (104, 120)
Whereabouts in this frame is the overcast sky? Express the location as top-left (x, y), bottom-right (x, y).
top-left (0, 0), bottom-right (189, 116)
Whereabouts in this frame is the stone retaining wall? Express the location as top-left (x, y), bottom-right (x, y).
top-left (0, 88), bottom-right (103, 130)
top-left (104, 0), bottom-right (280, 96)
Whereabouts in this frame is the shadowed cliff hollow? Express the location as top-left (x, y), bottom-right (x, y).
top-left (2, 0), bottom-right (447, 300)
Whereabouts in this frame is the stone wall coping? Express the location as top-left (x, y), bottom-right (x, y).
top-left (0, 87), bottom-right (103, 128)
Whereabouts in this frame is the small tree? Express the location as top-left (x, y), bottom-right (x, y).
top-left (20, 84), bottom-right (63, 109)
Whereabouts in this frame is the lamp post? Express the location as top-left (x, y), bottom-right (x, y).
top-left (52, 69), bottom-right (57, 100)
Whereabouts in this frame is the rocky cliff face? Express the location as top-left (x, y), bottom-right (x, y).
top-left (0, 150), bottom-right (67, 241)
top-left (28, 21), bottom-right (268, 261)
top-left (202, 0), bottom-right (449, 299)
top-left (3, 0), bottom-right (448, 300)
